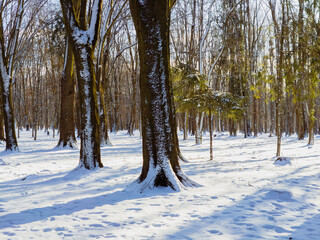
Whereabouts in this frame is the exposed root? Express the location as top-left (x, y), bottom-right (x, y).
top-left (175, 169), bottom-right (202, 187)
top-left (178, 152), bottom-right (189, 163)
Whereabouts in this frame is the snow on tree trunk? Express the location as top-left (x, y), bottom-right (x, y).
top-left (129, 0), bottom-right (198, 192)
top-left (0, 50), bottom-right (18, 151)
top-left (75, 46), bottom-right (102, 169)
top-left (60, 0), bottom-right (103, 169)
top-left (0, 0), bottom-right (23, 151)
top-left (195, 112), bottom-right (204, 145)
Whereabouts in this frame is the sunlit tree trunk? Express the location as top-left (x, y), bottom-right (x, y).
top-left (129, 0), bottom-right (196, 191)
top-left (60, 0), bottom-right (103, 169)
top-left (0, 0), bottom-right (22, 151)
top-left (57, 39), bottom-right (77, 148)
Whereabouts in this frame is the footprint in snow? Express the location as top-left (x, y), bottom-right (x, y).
top-left (207, 230), bottom-right (222, 235)
top-left (152, 223), bottom-right (162, 227)
top-left (102, 221), bottom-right (120, 227)
top-left (126, 208), bottom-right (142, 211)
top-left (272, 202), bottom-right (284, 210)
top-left (89, 224), bottom-right (104, 228)
top-left (169, 214), bottom-right (179, 217)
top-left (233, 216), bottom-right (246, 222)
top-left (263, 225), bottom-right (291, 233)
top-left (55, 227), bottom-right (67, 232)
top-left (162, 213), bottom-right (179, 217)
top-left (3, 232), bottom-right (15, 236)
top-left (268, 216), bottom-right (275, 221)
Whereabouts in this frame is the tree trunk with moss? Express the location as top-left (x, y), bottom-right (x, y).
top-left (129, 0), bottom-right (196, 191)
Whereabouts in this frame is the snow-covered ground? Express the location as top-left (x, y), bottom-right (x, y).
top-left (1, 130), bottom-right (320, 240)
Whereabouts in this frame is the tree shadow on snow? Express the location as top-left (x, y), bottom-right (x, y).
top-left (164, 168), bottom-right (320, 239)
top-left (288, 213), bottom-right (320, 239)
top-left (0, 179), bottom-right (173, 231)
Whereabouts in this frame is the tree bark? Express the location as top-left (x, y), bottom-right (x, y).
top-left (97, 44), bottom-right (111, 145)
top-left (57, 39), bottom-right (77, 148)
top-left (129, 0), bottom-right (197, 191)
top-left (60, 0), bottom-right (103, 169)
top-left (209, 109), bottom-right (213, 160)
top-left (0, 0), bottom-right (21, 151)
top-left (0, 71), bottom-right (18, 151)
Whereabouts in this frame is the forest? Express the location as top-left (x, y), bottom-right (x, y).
top-left (2, 0), bottom-right (320, 157)
top-left (1, 0), bottom-right (320, 239)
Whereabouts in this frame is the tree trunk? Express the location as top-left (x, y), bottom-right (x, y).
top-left (74, 45), bottom-right (102, 168)
top-left (209, 109), bottom-right (213, 160)
top-left (276, 102), bottom-right (281, 157)
top-left (183, 111), bottom-right (188, 140)
top-left (97, 47), bottom-right (111, 145)
top-left (60, 0), bottom-right (103, 169)
top-left (57, 39), bottom-right (77, 148)
top-left (129, 0), bottom-right (197, 191)
top-left (195, 112), bottom-right (204, 144)
top-left (0, 67), bottom-right (18, 151)
top-left (0, 97), bottom-right (5, 141)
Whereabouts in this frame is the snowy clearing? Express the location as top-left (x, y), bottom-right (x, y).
top-left (1, 130), bottom-right (320, 239)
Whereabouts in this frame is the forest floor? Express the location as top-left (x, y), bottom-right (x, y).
top-left (0, 130), bottom-right (320, 239)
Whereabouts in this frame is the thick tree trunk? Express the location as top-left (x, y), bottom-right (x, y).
top-left (0, 70), bottom-right (18, 151)
top-left (1, 82), bottom-right (18, 151)
top-left (60, 0), bottom-right (103, 169)
top-left (129, 0), bottom-right (196, 191)
top-left (74, 45), bottom-right (102, 169)
top-left (57, 39), bottom-right (77, 148)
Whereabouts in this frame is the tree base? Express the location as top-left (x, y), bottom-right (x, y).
top-left (56, 140), bottom-right (79, 149)
top-left (3, 146), bottom-right (19, 153)
top-left (128, 166), bottom-right (201, 193)
top-left (101, 137), bottom-right (112, 146)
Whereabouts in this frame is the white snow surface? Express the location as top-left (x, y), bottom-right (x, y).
top-left (1, 130), bottom-right (320, 239)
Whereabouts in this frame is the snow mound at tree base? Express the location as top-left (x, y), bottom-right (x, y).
top-left (264, 189), bottom-right (295, 202)
top-left (273, 157), bottom-right (292, 166)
